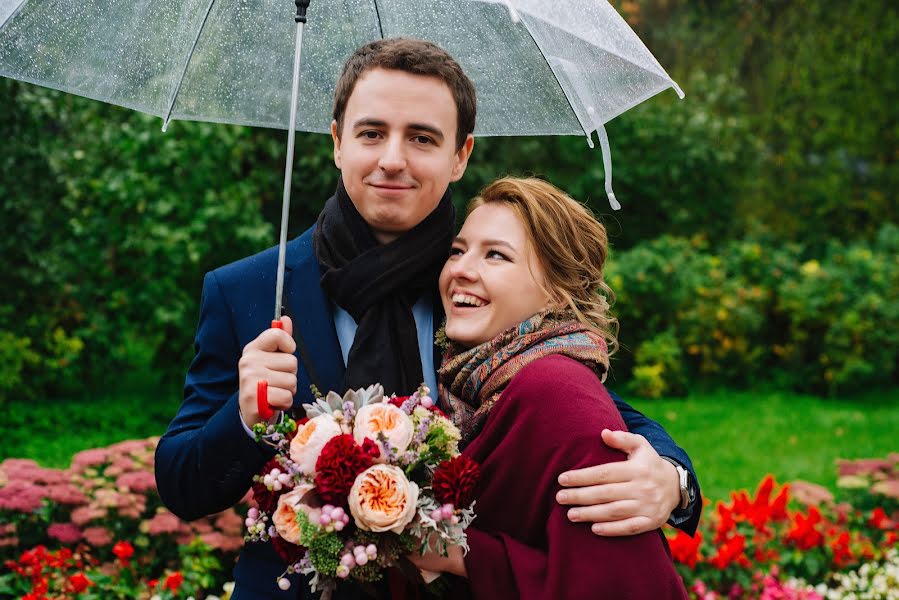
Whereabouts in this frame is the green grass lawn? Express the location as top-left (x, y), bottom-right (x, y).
top-left (633, 388), bottom-right (899, 502)
top-left (3, 382), bottom-right (897, 504)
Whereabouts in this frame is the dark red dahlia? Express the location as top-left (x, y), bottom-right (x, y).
top-left (251, 457), bottom-right (282, 514)
top-left (432, 455), bottom-right (480, 507)
top-left (272, 536), bottom-right (307, 566)
top-left (314, 434), bottom-right (374, 505)
top-left (389, 396), bottom-right (411, 409)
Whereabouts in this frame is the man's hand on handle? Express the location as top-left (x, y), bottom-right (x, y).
top-left (238, 316), bottom-right (298, 427)
top-left (556, 429), bottom-right (681, 536)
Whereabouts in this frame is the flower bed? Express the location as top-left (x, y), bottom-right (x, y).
top-left (668, 454), bottom-right (899, 599)
top-left (0, 437), bottom-right (241, 599)
top-left (1, 438), bottom-right (896, 599)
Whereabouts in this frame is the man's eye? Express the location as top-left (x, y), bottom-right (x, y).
top-left (413, 135), bottom-right (434, 144)
top-left (361, 130), bottom-right (380, 139)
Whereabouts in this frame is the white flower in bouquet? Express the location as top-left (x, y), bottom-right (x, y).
top-left (353, 403), bottom-right (414, 460)
top-left (289, 415), bottom-right (342, 475)
top-left (348, 464), bottom-right (419, 534)
top-left (272, 483), bottom-right (315, 544)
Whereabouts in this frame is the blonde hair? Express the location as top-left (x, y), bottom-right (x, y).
top-left (467, 177), bottom-right (618, 355)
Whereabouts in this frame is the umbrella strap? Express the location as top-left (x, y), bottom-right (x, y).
top-left (596, 125), bottom-right (621, 211)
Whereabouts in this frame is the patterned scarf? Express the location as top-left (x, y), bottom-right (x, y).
top-left (438, 310), bottom-right (609, 445)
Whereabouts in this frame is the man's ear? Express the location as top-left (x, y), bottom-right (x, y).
top-left (450, 134), bottom-right (475, 182)
top-left (330, 120), bottom-right (342, 169)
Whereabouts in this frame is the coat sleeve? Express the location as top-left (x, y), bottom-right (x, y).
top-left (154, 271), bottom-right (275, 521)
top-left (610, 389), bottom-right (702, 535)
top-left (461, 357), bottom-right (687, 600)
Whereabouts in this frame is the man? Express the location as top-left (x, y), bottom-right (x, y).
top-left (156, 38), bottom-right (700, 599)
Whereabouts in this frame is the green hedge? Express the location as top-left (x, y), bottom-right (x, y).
top-left (608, 224), bottom-right (899, 397)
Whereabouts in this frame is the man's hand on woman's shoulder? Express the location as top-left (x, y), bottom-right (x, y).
top-left (555, 429), bottom-right (681, 536)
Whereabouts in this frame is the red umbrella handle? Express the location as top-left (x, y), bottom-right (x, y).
top-left (256, 320), bottom-right (284, 420)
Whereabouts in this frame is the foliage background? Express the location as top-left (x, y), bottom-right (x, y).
top-left (1, 0), bottom-right (897, 406)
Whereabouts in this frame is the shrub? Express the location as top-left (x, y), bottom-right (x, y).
top-left (607, 224), bottom-right (898, 396)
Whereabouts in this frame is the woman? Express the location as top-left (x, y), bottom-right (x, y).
top-left (408, 178), bottom-right (687, 599)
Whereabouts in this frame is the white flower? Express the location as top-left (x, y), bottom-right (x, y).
top-left (353, 402), bottom-right (414, 460)
top-left (272, 483), bottom-right (315, 544)
top-left (289, 414), bottom-right (342, 475)
top-left (348, 464), bottom-right (419, 534)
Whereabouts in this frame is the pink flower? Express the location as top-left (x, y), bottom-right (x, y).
top-left (0, 480), bottom-right (45, 512)
top-left (213, 510), bottom-right (244, 535)
top-left (45, 483), bottom-right (88, 505)
top-left (115, 471), bottom-right (156, 493)
top-left (47, 522), bottom-right (83, 544)
top-left (82, 526), bottom-right (113, 546)
top-left (144, 512), bottom-right (182, 535)
top-left (71, 448), bottom-right (110, 471)
top-left (200, 531), bottom-right (244, 552)
top-left (71, 505), bottom-right (107, 526)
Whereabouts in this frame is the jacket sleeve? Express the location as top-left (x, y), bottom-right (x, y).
top-left (609, 389), bottom-right (702, 535)
top-left (154, 271), bottom-right (275, 521)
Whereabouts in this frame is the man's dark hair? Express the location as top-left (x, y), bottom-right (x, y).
top-left (332, 38), bottom-right (477, 150)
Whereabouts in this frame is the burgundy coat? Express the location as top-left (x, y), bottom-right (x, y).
top-left (454, 355), bottom-right (688, 600)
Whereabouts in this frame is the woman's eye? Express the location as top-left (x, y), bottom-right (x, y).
top-left (487, 250), bottom-right (510, 261)
top-left (449, 247), bottom-right (464, 257)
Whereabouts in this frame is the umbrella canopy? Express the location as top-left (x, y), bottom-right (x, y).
top-left (0, 0), bottom-right (681, 139)
top-left (1, 0), bottom-right (683, 320)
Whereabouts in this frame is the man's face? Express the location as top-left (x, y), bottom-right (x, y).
top-left (331, 68), bottom-right (474, 244)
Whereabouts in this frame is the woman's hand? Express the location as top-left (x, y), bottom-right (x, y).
top-left (406, 542), bottom-right (467, 578)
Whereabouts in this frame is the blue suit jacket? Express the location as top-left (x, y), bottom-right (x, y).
top-left (155, 226), bottom-right (700, 599)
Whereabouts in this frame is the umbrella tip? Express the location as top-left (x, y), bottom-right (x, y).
top-left (161, 120), bottom-right (170, 133)
top-left (607, 192), bottom-right (621, 211)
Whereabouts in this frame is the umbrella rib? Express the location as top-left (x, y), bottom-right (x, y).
top-left (0, 0), bottom-right (29, 31)
top-left (372, 0), bottom-right (384, 38)
top-left (513, 12), bottom-right (592, 141)
top-left (162, 0), bottom-right (218, 131)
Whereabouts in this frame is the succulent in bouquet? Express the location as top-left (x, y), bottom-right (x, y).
top-left (245, 384), bottom-right (479, 596)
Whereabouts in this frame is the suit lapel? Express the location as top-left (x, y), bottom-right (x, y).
top-left (283, 228), bottom-right (346, 404)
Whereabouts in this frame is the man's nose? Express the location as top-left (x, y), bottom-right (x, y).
top-left (378, 137), bottom-right (407, 172)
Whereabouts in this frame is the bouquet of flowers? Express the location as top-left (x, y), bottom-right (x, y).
top-left (244, 384), bottom-right (479, 597)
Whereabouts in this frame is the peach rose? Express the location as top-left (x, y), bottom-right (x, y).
top-left (272, 483), bottom-right (314, 545)
top-left (353, 403), bottom-right (414, 460)
top-left (289, 414), bottom-right (342, 475)
top-left (348, 464), bottom-right (419, 534)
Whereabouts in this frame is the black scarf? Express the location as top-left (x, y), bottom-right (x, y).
top-left (313, 178), bottom-right (455, 396)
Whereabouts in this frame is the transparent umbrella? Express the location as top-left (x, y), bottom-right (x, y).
top-left (0, 0), bottom-right (683, 321)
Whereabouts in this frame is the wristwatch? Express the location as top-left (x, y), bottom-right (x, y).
top-left (661, 457), bottom-right (694, 511)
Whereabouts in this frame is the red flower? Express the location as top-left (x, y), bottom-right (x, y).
top-left (668, 530), bottom-right (702, 568)
top-left (272, 535), bottom-right (307, 566)
top-left (708, 533), bottom-right (750, 570)
top-left (829, 531), bottom-right (854, 568)
top-left (432, 455), bottom-right (480, 507)
top-left (785, 507), bottom-right (824, 550)
top-left (112, 540), bottom-right (134, 563)
top-left (314, 434), bottom-right (375, 505)
top-left (164, 571), bottom-right (184, 592)
top-left (252, 458), bottom-right (283, 514)
top-left (389, 396), bottom-right (411, 408)
top-left (67, 572), bottom-right (93, 594)
top-left (886, 531), bottom-right (898, 546)
top-left (869, 507), bottom-right (894, 530)
top-left (148, 579), bottom-right (159, 589)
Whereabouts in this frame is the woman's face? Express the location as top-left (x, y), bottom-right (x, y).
top-left (439, 203), bottom-right (554, 348)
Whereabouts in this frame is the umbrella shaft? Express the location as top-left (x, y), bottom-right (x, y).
top-left (274, 19), bottom-right (307, 321)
